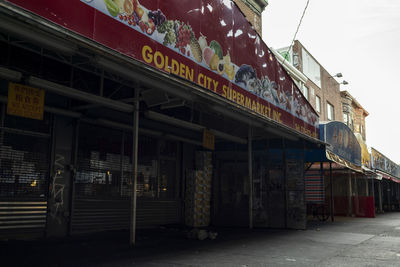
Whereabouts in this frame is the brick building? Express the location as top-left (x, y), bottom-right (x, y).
top-left (277, 40), bottom-right (343, 123)
top-left (277, 41), bottom-right (370, 144)
top-left (276, 40), bottom-right (374, 218)
top-left (341, 90), bottom-right (369, 141)
top-left (233, 0), bottom-right (268, 36)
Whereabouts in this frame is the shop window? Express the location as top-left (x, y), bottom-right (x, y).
top-left (159, 159), bottom-right (177, 199)
top-left (135, 159), bottom-right (158, 198)
top-left (75, 124), bottom-right (123, 198)
top-left (126, 136), bottom-right (178, 199)
top-left (75, 126), bottom-right (179, 199)
top-left (0, 131), bottom-right (49, 198)
top-left (0, 107), bottom-right (50, 199)
top-left (316, 96), bottom-right (321, 113)
top-left (123, 135), bottom-right (159, 198)
top-left (327, 102), bottom-right (334, 121)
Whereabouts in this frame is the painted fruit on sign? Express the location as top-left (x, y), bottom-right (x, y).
top-left (203, 47), bottom-right (214, 66)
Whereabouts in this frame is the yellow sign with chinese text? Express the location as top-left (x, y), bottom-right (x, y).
top-left (202, 129), bottom-right (215, 150)
top-left (7, 83), bottom-right (45, 120)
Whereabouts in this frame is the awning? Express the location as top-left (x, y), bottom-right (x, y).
top-left (305, 121), bottom-right (362, 173)
top-left (325, 150), bottom-right (362, 173)
top-left (371, 148), bottom-right (400, 179)
top-left (375, 170), bottom-right (400, 184)
top-left (0, 0), bottom-right (323, 145)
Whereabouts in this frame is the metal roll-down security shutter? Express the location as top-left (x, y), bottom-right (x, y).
top-left (71, 123), bottom-right (182, 234)
top-left (71, 123), bottom-right (129, 234)
top-left (0, 113), bottom-right (51, 240)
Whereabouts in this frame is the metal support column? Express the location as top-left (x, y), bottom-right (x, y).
top-left (354, 175), bottom-right (358, 197)
top-left (348, 171), bottom-right (352, 216)
top-left (366, 176), bottom-right (369, 196)
top-left (378, 180), bottom-right (383, 213)
top-left (282, 138), bottom-right (287, 228)
top-left (130, 88), bottom-right (139, 246)
top-left (68, 119), bottom-right (80, 235)
top-left (388, 181), bottom-right (391, 211)
top-left (329, 162), bottom-right (334, 222)
top-left (248, 126), bottom-right (253, 229)
top-left (371, 177), bottom-right (375, 207)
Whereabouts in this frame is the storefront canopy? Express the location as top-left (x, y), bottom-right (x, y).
top-left (2, 0), bottom-right (321, 143)
top-left (371, 147), bottom-right (400, 182)
top-left (305, 121), bottom-right (362, 172)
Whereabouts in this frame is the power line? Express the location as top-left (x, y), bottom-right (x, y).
top-left (285, 0), bottom-right (310, 60)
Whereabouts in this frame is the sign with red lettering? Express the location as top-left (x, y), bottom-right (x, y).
top-left (7, 82), bottom-right (45, 120)
top-left (6, 0), bottom-right (319, 138)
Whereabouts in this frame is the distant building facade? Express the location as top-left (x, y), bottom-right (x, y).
top-left (291, 41), bottom-right (342, 122)
top-left (233, 0), bottom-right (268, 36)
top-left (341, 90), bottom-right (369, 141)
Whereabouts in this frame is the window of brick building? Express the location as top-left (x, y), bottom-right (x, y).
top-left (303, 86), bottom-right (309, 100)
top-left (327, 102), bottom-right (334, 121)
top-left (316, 96), bottom-right (321, 113)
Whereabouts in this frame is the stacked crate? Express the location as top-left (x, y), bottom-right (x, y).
top-left (185, 151), bottom-right (212, 227)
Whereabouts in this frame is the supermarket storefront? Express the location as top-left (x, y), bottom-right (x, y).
top-left (0, 0), bottom-right (321, 242)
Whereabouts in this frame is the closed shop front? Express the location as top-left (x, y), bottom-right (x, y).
top-left (71, 123), bottom-right (182, 234)
top-left (1, 0), bottom-right (323, 244)
top-left (0, 103), bottom-right (51, 239)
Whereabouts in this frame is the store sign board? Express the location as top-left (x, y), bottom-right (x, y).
top-left (371, 148), bottom-right (400, 178)
top-left (6, 0), bottom-right (319, 138)
top-left (202, 129), bottom-right (215, 151)
top-left (355, 133), bottom-right (370, 168)
top-left (7, 82), bottom-right (45, 120)
top-left (320, 121), bottom-right (361, 166)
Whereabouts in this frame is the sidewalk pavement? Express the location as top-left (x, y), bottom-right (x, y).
top-left (3, 213), bottom-right (400, 267)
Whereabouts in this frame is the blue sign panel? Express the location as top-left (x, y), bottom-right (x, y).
top-left (320, 122), bottom-right (361, 166)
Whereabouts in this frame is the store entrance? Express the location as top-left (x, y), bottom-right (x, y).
top-left (0, 106), bottom-right (51, 239)
top-left (70, 123), bottom-right (182, 234)
top-left (213, 148), bottom-right (249, 227)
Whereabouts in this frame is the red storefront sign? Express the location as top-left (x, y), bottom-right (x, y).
top-left (6, 0), bottom-right (319, 138)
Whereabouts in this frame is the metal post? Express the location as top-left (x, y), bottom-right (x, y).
top-left (365, 176), bottom-right (369, 197)
top-left (371, 177), bottom-right (375, 208)
top-left (130, 88), bottom-right (139, 246)
top-left (248, 126), bottom-right (253, 229)
top-left (378, 180), bottom-right (383, 213)
top-left (330, 162), bottom-right (334, 222)
top-left (354, 175), bottom-right (358, 197)
top-left (388, 181), bottom-right (391, 211)
top-left (282, 138), bottom-right (287, 228)
top-left (348, 170), bottom-right (352, 216)
top-left (68, 119), bottom-right (80, 236)
top-left (121, 132), bottom-right (125, 195)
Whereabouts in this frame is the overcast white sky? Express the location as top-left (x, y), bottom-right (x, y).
top-left (262, 0), bottom-right (400, 164)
